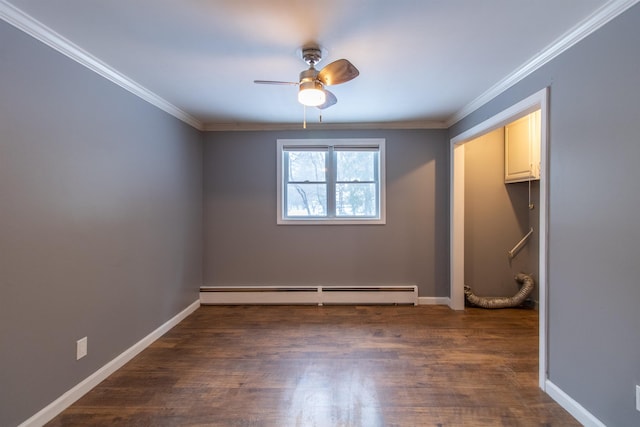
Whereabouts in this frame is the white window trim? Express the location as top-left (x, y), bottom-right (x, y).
top-left (277, 138), bottom-right (386, 225)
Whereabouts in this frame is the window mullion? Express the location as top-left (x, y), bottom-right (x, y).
top-left (327, 146), bottom-right (336, 218)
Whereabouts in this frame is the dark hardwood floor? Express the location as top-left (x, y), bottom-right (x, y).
top-left (47, 305), bottom-right (579, 426)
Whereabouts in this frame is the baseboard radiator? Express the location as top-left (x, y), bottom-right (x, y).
top-left (200, 285), bottom-right (418, 306)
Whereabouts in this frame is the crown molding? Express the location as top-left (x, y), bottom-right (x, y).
top-left (0, 0), bottom-right (204, 130)
top-left (202, 119), bottom-right (447, 132)
top-left (447, 0), bottom-right (640, 127)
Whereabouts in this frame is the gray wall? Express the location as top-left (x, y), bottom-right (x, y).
top-left (464, 127), bottom-right (539, 301)
top-left (450, 4), bottom-right (640, 425)
top-left (0, 21), bottom-right (203, 427)
top-left (203, 129), bottom-right (449, 297)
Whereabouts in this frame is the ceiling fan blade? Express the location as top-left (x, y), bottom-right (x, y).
top-left (254, 80), bottom-right (298, 85)
top-left (317, 89), bottom-right (337, 110)
top-left (317, 59), bottom-right (359, 86)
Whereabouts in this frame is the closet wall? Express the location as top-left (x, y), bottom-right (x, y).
top-left (464, 127), bottom-right (539, 301)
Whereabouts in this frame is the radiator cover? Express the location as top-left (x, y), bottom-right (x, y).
top-left (200, 285), bottom-right (418, 306)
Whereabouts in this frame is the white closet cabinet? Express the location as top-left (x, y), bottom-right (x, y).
top-left (504, 110), bottom-right (541, 183)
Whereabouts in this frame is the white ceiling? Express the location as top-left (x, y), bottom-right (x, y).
top-left (1, 0), bottom-right (627, 129)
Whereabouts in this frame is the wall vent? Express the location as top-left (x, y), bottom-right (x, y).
top-left (200, 285), bottom-right (418, 306)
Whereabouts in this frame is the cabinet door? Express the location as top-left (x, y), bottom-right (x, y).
top-left (505, 110), bottom-right (540, 183)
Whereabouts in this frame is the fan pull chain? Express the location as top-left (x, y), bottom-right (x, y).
top-left (301, 107), bottom-right (324, 128)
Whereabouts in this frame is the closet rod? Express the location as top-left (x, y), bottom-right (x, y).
top-left (508, 227), bottom-right (534, 259)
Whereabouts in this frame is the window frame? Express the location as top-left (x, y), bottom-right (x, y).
top-left (277, 138), bottom-right (386, 225)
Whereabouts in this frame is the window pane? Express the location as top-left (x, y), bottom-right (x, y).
top-left (335, 183), bottom-right (377, 217)
top-left (287, 151), bottom-right (327, 182)
top-left (286, 183), bottom-right (327, 216)
top-left (336, 151), bottom-right (375, 182)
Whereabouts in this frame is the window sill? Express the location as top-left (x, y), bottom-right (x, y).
top-left (277, 218), bottom-right (386, 225)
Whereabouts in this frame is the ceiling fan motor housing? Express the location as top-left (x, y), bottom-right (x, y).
top-left (299, 67), bottom-right (319, 84)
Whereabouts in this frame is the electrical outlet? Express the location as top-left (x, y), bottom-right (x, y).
top-left (636, 385), bottom-right (640, 412)
top-left (76, 337), bottom-right (87, 360)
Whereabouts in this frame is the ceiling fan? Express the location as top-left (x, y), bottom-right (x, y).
top-left (254, 44), bottom-right (359, 110)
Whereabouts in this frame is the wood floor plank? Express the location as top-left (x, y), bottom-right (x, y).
top-left (46, 305), bottom-right (580, 426)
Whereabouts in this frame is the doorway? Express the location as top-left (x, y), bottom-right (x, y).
top-left (449, 87), bottom-right (549, 389)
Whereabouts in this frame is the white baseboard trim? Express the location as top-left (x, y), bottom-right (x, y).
top-left (545, 379), bottom-right (606, 427)
top-left (19, 299), bottom-right (200, 427)
top-left (417, 296), bottom-right (451, 305)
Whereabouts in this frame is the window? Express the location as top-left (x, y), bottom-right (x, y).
top-left (277, 139), bottom-right (385, 224)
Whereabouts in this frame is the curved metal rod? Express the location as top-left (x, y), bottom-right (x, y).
top-left (508, 228), bottom-right (534, 259)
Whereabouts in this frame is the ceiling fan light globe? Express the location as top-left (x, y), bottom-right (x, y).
top-left (298, 82), bottom-right (326, 107)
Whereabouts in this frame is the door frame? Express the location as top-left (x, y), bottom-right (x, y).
top-left (449, 87), bottom-right (549, 389)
